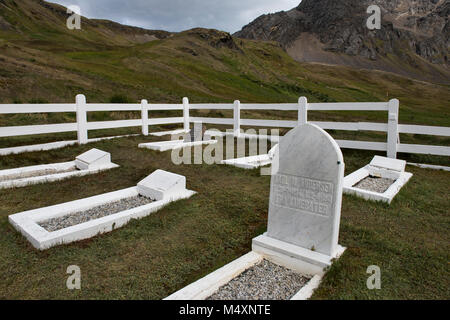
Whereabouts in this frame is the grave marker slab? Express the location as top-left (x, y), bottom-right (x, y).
top-left (370, 155), bottom-right (406, 172)
top-left (137, 169), bottom-right (186, 201)
top-left (75, 148), bottom-right (112, 170)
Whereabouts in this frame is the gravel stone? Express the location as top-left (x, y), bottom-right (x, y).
top-left (353, 176), bottom-right (396, 193)
top-left (207, 259), bottom-right (312, 300)
top-left (38, 196), bottom-right (153, 232)
top-left (0, 166), bottom-right (78, 182)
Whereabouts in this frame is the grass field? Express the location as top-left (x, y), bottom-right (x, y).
top-left (0, 0), bottom-right (448, 300)
top-left (0, 134), bottom-right (448, 300)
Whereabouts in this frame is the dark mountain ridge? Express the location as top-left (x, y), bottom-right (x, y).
top-left (235, 0), bottom-right (449, 84)
top-left (0, 0), bottom-right (172, 50)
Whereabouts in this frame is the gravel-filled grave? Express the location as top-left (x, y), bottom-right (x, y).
top-left (353, 176), bottom-right (396, 193)
top-left (38, 195), bottom-right (154, 232)
top-left (0, 166), bottom-right (79, 182)
top-left (207, 259), bottom-right (312, 300)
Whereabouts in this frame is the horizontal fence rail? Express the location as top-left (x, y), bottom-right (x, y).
top-left (312, 121), bottom-right (388, 132)
top-left (308, 102), bottom-right (389, 111)
top-left (397, 144), bottom-right (450, 156)
top-left (0, 104), bottom-right (76, 114)
top-left (190, 104), bottom-right (234, 110)
top-left (0, 95), bottom-right (449, 158)
top-left (398, 124), bottom-right (450, 136)
top-left (86, 104), bottom-right (141, 112)
top-left (0, 123), bottom-right (78, 137)
top-left (240, 119), bottom-right (298, 128)
top-left (190, 117), bottom-right (234, 125)
top-left (240, 103), bottom-right (298, 111)
top-left (336, 140), bottom-right (388, 152)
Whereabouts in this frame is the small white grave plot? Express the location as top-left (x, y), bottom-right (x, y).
top-left (343, 156), bottom-right (413, 204)
top-left (139, 122), bottom-right (217, 152)
top-left (165, 124), bottom-right (346, 301)
top-left (0, 149), bottom-right (118, 190)
top-left (9, 170), bottom-right (195, 250)
top-left (221, 145), bottom-right (278, 169)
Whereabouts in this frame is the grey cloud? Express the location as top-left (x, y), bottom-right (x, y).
top-left (51, 0), bottom-right (300, 33)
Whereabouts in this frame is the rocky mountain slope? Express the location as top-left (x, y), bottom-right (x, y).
top-left (235, 0), bottom-right (449, 84)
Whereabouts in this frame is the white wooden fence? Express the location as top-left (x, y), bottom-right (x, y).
top-left (1, 94), bottom-right (449, 159)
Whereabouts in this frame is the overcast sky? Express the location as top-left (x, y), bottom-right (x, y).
top-left (51, 0), bottom-right (300, 33)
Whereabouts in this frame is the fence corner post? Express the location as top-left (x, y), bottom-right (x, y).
top-left (387, 98), bottom-right (399, 159)
top-left (183, 97), bottom-right (190, 133)
top-left (141, 99), bottom-right (149, 136)
top-left (234, 100), bottom-right (241, 137)
top-left (76, 94), bottom-right (88, 144)
top-left (298, 96), bottom-right (308, 126)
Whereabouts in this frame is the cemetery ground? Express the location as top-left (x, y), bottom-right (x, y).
top-left (0, 133), bottom-right (448, 300)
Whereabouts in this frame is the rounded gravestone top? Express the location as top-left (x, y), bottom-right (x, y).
top-left (273, 124), bottom-right (343, 179)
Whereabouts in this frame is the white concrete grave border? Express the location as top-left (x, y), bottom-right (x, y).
top-left (221, 154), bottom-right (272, 169)
top-left (343, 156), bottom-right (413, 204)
top-left (139, 139), bottom-right (218, 152)
top-left (0, 149), bottom-right (118, 190)
top-left (221, 145), bottom-right (279, 170)
top-left (165, 228), bottom-right (344, 300)
top-left (9, 170), bottom-right (195, 250)
top-left (164, 250), bottom-right (327, 301)
top-left (140, 124), bottom-right (217, 152)
top-left (0, 134), bottom-right (138, 156)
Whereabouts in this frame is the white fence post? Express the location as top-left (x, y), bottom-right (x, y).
top-left (387, 99), bottom-right (399, 159)
top-left (298, 96), bottom-right (308, 126)
top-left (76, 94), bottom-right (88, 144)
top-left (141, 99), bottom-right (149, 136)
top-left (234, 100), bottom-right (241, 137)
top-left (183, 97), bottom-right (190, 132)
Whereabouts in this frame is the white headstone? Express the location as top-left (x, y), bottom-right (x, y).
top-left (267, 124), bottom-right (345, 257)
top-left (75, 148), bottom-right (111, 170)
top-left (137, 170), bottom-right (186, 201)
top-left (370, 155), bottom-right (406, 172)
